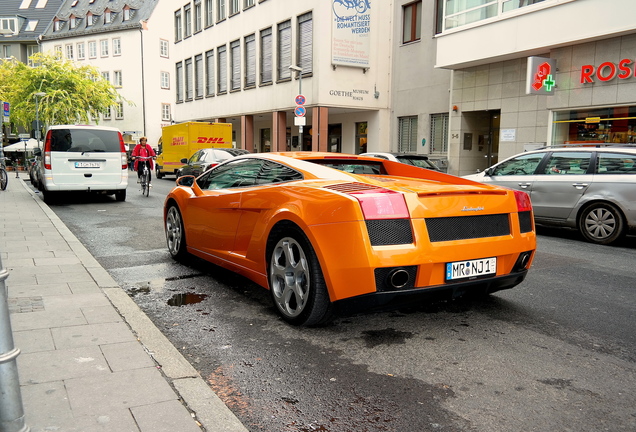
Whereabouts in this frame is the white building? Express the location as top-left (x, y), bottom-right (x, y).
top-left (430, 0), bottom-right (636, 175)
top-left (171, 0), bottom-right (393, 154)
top-left (40, 0), bottom-right (175, 149)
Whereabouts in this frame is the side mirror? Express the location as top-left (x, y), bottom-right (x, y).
top-left (33, 148), bottom-right (42, 157)
top-left (180, 158), bottom-right (188, 163)
top-left (175, 175), bottom-right (195, 187)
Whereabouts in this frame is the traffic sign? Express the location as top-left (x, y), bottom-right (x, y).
top-left (294, 106), bottom-right (306, 117)
top-left (295, 94), bottom-right (306, 105)
top-left (2, 101), bottom-right (9, 123)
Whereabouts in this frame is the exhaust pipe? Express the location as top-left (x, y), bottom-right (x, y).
top-left (387, 268), bottom-right (410, 290)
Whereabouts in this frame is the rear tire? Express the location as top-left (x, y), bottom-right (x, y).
top-left (166, 205), bottom-right (188, 260)
top-left (0, 168), bottom-right (7, 191)
top-left (578, 202), bottom-right (625, 245)
top-left (267, 225), bottom-right (332, 326)
top-left (115, 189), bottom-right (126, 202)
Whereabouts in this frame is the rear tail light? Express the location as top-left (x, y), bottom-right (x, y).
top-left (43, 131), bottom-right (52, 170)
top-left (119, 133), bottom-right (128, 169)
top-left (349, 188), bottom-right (409, 220)
top-left (513, 190), bottom-right (532, 212)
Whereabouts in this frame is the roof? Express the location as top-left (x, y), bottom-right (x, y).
top-left (40, 0), bottom-right (158, 40)
top-left (0, 0), bottom-right (63, 42)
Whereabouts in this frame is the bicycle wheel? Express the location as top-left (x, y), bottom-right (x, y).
top-left (142, 169), bottom-right (150, 197)
top-left (0, 168), bottom-right (8, 191)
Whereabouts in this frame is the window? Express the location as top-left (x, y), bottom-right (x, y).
top-left (113, 38), bottom-right (121, 56)
top-left (184, 4), bottom-right (192, 37)
top-left (195, 54), bottom-right (204, 98)
top-left (1, 18), bottom-right (18, 35)
top-left (230, 0), bottom-right (239, 15)
top-left (53, 19), bottom-right (63, 32)
top-left (430, 113), bottom-right (448, 154)
top-left (114, 70), bottom-right (122, 87)
top-left (162, 104), bottom-right (171, 121)
top-left (88, 41), bottom-right (97, 58)
top-left (174, 10), bottom-right (182, 42)
top-left (176, 61), bottom-right (183, 102)
top-left (77, 42), bottom-right (85, 59)
top-left (65, 44), bottom-right (74, 60)
top-left (297, 12), bottom-right (313, 74)
top-left (277, 20), bottom-right (291, 81)
top-left (403, 1), bottom-right (421, 43)
top-left (185, 57), bottom-right (193, 100)
top-left (194, 0), bottom-right (202, 32)
top-left (438, 0), bottom-right (546, 32)
top-left (230, 40), bottom-right (241, 91)
top-left (597, 152), bottom-right (636, 175)
top-left (205, 49), bottom-right (215, 96)
top-left (54, 45), bottom-right (62, 56)
top-left (205, 0), bottom-right (214, 27)
top-left (70, 15), bottom-right (77, 29)
top-left (217, 0), bottom-right (226, 21)
top-left (161, 71), bottom-right (170, 89)
top-left (123, 6), bottom-right (131, 21)
top-left (160, 39), bottom-right (169, 57)
top-left (398, 116), bottom-right (418, 153)
top-left (217, 45), bottom-right (227, 93)
top-left (103, 107), bottom-right (111, 119)
top-left (86, 12), bottom-right (93, 27)
top-left (490, 152), bottom-right (544, 176)
top-left (2, 45), bottom-right (11, 59)
top-left (244, 34), bottom-right (256, 88)
top-left (244, 0), bottom-right (255, 8)
top-left (100, 39), bottom-right (109, 57)
top-left (104, 9), bottom-right (112, 24)
top-left (27, 45), bottom-right (40, 65)
top-left (260, 27), bottom-right (272, 84)
top-left (115, 102), bottom-right (124, 119)
top-left (101, 71), bottom-right (110, 82)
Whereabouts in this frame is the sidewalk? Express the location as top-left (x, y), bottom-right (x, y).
top-left (0, 176), bottom-right (248, 432)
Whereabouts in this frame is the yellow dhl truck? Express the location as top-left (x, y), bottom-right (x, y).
top-left (155, 121), bottom-right (232, 178)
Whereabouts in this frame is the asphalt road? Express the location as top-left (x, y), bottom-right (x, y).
top-left (35, 177), bottom-right (636, 432)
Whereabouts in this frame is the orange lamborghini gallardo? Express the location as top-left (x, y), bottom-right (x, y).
top-left (164, 152), bottom-right (536, 326)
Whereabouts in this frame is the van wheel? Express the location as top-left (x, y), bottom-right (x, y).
top-left (578, 202), bottom-right (625, 245)
top-left (156, 168), bottom-right (163, 179)
top-left (42, 189), bottom-right (56, 205)
top-left (115, 190), bottom-right (126, 202)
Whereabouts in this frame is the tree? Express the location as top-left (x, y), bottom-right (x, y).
top-left (0, 52), bottom-right (127, 132)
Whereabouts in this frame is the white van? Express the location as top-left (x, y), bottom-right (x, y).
top-left (35, 125), bottom-right (129, 203)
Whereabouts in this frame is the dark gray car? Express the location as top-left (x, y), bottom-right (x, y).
top-left (464, 145), bottom-right (636, 244)
top-left (177, 148), bottom-right (250, 178)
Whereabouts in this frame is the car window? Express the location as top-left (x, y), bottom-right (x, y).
top-left (597, 152), bottom-right (636, 174)
top-left (396, 156), bottom-right (438, 170)
top-left (196, 158), bottom-right (262, 190)
top-left (256, 160), bottom-right (303, 185)
top-left (491, 153), bottom-right (545, 175)
top-left (541, 152), bottom-right (592, 175)
top-left (189, 150), bottom-right (203, 164)
top-left (49, 128), bottom-right (121, 152)
top-left (308, 159), bottom-right (385, 175)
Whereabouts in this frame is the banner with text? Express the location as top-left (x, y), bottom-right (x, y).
top-left (331, 0), bottom-right (371, 68)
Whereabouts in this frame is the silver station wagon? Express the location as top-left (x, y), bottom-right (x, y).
top-left (464, 145), bottom-right (636, 245)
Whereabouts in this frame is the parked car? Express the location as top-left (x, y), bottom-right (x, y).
top-left (34, 125), bottom-right (128, 203)
top-left (360, 152), bottom-right (445, 172)
top-left (463, 145), bottom-right (636, 245)
top-left (177, 148), bottom-right (250, 177)
top-left (164, 152), bottom-right (536, 326)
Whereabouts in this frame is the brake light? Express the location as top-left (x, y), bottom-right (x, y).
top-left (43, 131), bottom-right (52, 170)
top-left (119, 133), bottom-right (127, 169)
top-left (349, 188), bottom-right (410, 220)
top-left (514, 190), bottom-right (532, 212)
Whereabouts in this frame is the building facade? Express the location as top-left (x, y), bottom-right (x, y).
top-left (171, 0), bottom-right (393, 154)
top-left (39, 0), bottom-right (175, 148)
top-left (433, 0), bottom-right (636, 175)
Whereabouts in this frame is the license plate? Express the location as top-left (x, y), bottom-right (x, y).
top-left (75, 162), bottom-right (100, 168)
top-left (446, 257), bottom-right (497, 281)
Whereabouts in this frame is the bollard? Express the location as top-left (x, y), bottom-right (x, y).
top-left (0, 256), bottom-right (29, 432)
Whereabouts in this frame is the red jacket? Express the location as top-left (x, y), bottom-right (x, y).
top-left (132, 144), bottom-right (156, 171)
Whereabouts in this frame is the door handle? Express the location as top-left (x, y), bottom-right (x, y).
top-left (572, 183), bottom-right (589, 190)
top-left (517, 182), bottom-right (532, 189)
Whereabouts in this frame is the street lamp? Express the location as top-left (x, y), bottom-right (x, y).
top-left (34, 92), bottom-right (46, 146)
top-left (289, 65), bottom-right (303, 149)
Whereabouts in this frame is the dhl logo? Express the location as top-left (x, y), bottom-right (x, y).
top-left (172, 136), bottom-right (186, 146)
top-left (196, 137), bottom-right (227, 144)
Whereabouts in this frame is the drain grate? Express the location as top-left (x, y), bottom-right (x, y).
top-left (8, 296), bottom-right (44, 314)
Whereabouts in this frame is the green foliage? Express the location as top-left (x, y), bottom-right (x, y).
top-left (0, 52), bottom-right (127, 131)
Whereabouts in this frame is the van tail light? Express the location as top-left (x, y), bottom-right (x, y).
top-left (43, 131), bottom-right (52, 170)
top-left (349, 188), bottom-right (410, 220)
top-left (119, 133), bottom-right (128, 169)
top-left (514, 190), bottom-right (532, 212)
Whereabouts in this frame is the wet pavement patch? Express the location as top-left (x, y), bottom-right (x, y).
top-left (360, 328), bottom-right (415, 348)
top-left (167, 292), bottom-right (208, 306)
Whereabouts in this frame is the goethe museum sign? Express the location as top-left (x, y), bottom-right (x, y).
top-left (580, 59), bottom-right (636, 83)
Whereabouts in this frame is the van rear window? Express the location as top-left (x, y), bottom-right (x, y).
top-left (50, 129), bottom-right (121, 152)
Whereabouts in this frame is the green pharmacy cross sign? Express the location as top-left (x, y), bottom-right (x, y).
top-left (526, 57), bottom-right (557, 95)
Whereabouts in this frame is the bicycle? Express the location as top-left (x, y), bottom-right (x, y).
top-left (135, 156), bottom-right (154, 197)
top-left (0, 156), bottom-right (8, 191)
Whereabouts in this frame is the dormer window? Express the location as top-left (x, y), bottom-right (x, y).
top-left (104, 9), bottom-right (112, 24)
top-left (86, 12), bottom-right (93, 27)
top-left (71, 0), bottom-right (79, 6)
top-left (53, 18), bottom-right (65, 32)
top-left (1, 17), bottom-right (19, 35)
top-left (123, 6), bottom-right (131, 21)
top-left (70, 15), bottom-right (77, 29)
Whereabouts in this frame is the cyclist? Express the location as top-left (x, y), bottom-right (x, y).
top-left (131, 137), bottom-right (156, 186)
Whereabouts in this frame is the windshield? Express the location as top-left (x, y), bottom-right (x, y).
top-left (49, 128), bottom-right (121, 152)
